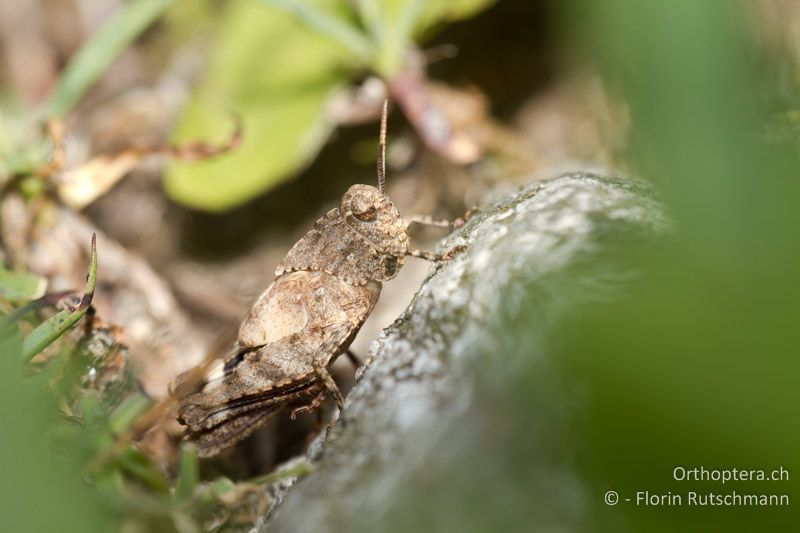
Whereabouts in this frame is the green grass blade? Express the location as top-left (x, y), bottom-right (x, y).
top-left (259, 0), bottom-right (373, 64)
top-left (22, 234), bottom-right (97, 362)
top-left (115, 447), bottom-right (170, 493)
top-left (396, 0), bottom-right (426, 42)
top-left (109, 393), bottom-right (152, 435)
top-left (41, 0), bottom-right (176, 117)
top-left (173, 446), bottom-right (199, 502)
top-left (381, 0), bottom-right (426, 75)
top-left (355, 0), bottom-right (383, 41)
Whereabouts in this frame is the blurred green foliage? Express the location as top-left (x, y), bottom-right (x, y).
top-left (0, 111), bottom-right (49, 180)
top-left (2, 0), bottom-right (495, 209)
top-left (569, 1), bottom-right (800, 530)
top-left (0, 324), bottom-right (109, 532)
top-left (0, 238), bottom-right (121, 531)
top-left (2, 0), bottom-right (176, 184)
top-left (42, 0), bottom-right (178, 118)
top-left (0, 303), bottom-right (287, 532)
top-left (0, 267), bottom-right (45, 301)
top-left (164, 0), bottom-right (351, 211)
top-left (165, 0), bottom-right (495, 211)
top-left (365, 2), bottom-right (799, 532)
top-left (0, 240), bottom-right (309, 531)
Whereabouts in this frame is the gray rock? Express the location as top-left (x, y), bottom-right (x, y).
top-left (263, 173), bottom-right (667, 532)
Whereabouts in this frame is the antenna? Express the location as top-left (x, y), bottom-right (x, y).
top-left (377, 99), bottom-right (388, 196)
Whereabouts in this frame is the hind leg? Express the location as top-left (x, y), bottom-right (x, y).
top-left (289, 391), bottom-right (326, 420)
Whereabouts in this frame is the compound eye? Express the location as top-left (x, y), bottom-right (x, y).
top-left (354, 206), bottom-right (377, 222)
top-left (351, 197), bottom-right (378, 222)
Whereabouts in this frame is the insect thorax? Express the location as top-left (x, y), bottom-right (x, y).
top-left (275, 208), bottom-right (406, 285)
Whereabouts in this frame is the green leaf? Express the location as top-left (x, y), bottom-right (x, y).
top-left (22, 234), bottom-right (97, 362)
top-left (42, 0), bottom-right (176, 117)
top-left (164, 0), bottom-right (350, 211)
top-left (0, 267), bottom-right (46, 301)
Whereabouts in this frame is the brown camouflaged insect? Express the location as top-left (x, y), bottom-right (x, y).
top-left (176, 100), bottom-right (467, 456)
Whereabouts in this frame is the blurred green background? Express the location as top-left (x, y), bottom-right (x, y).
top-left (1, 0), bottom-right (798, 531)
